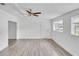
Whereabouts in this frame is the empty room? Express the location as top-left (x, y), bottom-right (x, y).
top-left (0, 3), bottom-right (79, 56)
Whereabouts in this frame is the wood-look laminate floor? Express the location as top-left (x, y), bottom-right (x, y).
top-left (0, 39), bottom-right (72, 56)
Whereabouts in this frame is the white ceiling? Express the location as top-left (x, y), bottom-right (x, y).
top-left (1, 3), bottom-right (79, 19)
top-left (14, 3), bottom-right (79, 19)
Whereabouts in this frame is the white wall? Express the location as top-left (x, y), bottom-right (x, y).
top-left (51, 8), bottom-right (79, 56)
top-left (18, 16), bottom-right (51, 39)
top-left (0, 9), bottom-right (8, 51)
top-left (0, 9), bottom-right (19, 51)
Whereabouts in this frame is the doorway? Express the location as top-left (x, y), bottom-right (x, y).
top-left (8, 21), bottom-right (17, 46)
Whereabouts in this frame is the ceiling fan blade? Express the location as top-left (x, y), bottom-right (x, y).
top-left (25, 10), bottom-right (32, 16)
top-left (32, 14), bottom-right (39, 17)
top-left (26, 10), bottom-right (31, 13)
top-left (33, 12), bottom-right (41, 14)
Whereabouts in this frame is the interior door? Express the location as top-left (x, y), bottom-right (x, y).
top-left (8, 21), bottom-right (17, 45)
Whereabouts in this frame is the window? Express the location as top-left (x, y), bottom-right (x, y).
top-left (53, 20), bottom-right (63, 32)
top-left (71, 15), bottom-right (79, 36)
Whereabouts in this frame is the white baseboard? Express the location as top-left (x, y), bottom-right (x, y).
top-left (0, 44), bottom-right (8, 52)
top-left (18, 38), bottom-right (52, 40)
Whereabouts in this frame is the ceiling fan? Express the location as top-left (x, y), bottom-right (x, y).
top-left (0, 3), bottom-right (5, 5)
top-left (25, 9), bottom-right (42, 17)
